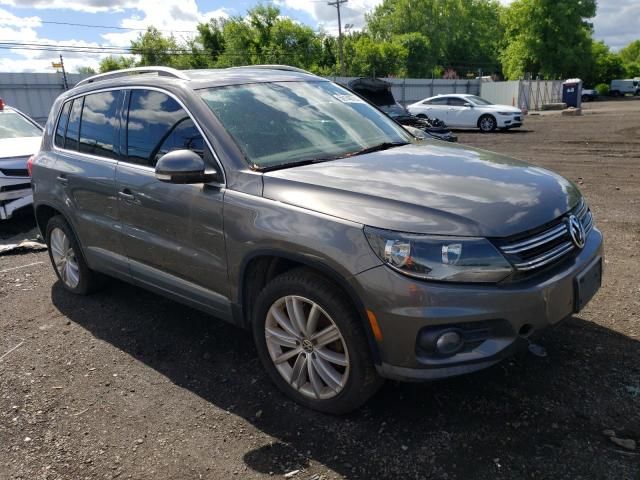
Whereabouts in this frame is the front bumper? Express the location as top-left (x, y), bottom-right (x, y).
top-left (353, 227), bottom-right (603, 381)
top-left (497, 114), bottom-right (523, 128)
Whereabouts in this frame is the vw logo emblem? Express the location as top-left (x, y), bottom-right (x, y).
top-left (567, 215), bottom-right (586, 249)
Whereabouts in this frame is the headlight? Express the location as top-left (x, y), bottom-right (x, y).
top-left (364, 227), bottom-right (513, 283)
top-left (497, 111), bottom-right (514, 115)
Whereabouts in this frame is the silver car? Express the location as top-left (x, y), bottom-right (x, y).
top-left (31, 67), bottom-right (603, 414)
top-left (0, 100), bottom-right (42, 220)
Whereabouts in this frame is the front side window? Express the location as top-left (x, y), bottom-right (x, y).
top-left (425, 97), bottom-right (448, 105)
top-left (79, 91), bottom-right (121, 159)
top-left (0, 111), bottom-right (41, 139)
top-left (447, 97), bottom-right (467, 106)
top-left (126, 90), bottom-right (209, 167)
top-left (199, 81), bottom-right (410, 169)
top-left (65, 98), bottom-right (83, 151)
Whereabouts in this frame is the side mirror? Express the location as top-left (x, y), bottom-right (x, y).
top-left (155, 149), bottom-right (218, 184)
top-left (463, 102), bottom-right (474, 108)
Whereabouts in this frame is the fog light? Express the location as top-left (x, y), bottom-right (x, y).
top-left (435, 331), bottom-right (463, 355)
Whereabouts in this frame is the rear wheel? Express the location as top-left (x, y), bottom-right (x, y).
top-left (252, 268), bottom-right (383, 414)
top-left (46, 215), bottom-right (104, 295)
top-left (478, 114), bottom-right (497, 132)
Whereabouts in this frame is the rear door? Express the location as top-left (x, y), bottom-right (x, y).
top-left (115, 88), bottom-right (230, 319)
top-left (420, 97), bottom-right (449, 123)
top-left (53, 90), bottom-right (129, 277)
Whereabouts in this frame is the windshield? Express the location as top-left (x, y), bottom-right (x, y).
top-left (467, 95), bottom-right (493, 106)
top-left (199, 81), bottom-right (410, 169)
top-left (0, 111), bottom-right (42, 139)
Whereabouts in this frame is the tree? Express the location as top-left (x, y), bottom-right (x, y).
top-left (98, 55), bottom-right (136, 73)
top-left (197, 18), bottom-right (226, 64)
top-left (366, 0), bottom-right (503, 74)
top-left (76, 66), bottom-right (96, 74)
top-left (130, 27), bottom-right (182, 67)
top-left (500, 0), bottom-right (596, 80)
top-left (349, 35), bottom-right (406, 77)
top-left (583, 40), bottom-right (624, 86)
top-left (619, 40), bottom-right (640, 78)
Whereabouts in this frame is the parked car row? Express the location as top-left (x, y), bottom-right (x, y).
top-left (28, 66), bottom-right (603, 414)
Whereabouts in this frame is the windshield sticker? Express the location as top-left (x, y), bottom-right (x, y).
top-left (333, 94), bottom-right (366, 104)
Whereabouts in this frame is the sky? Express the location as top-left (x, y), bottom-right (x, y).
top-left (0, 0), bottom-right (637, 73)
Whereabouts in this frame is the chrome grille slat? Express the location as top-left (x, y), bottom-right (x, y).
top-left (499, 200), bottom-right (595, 273)
top-left (501, 223), bottom-right (567, 254)
top-left (513, 241), bottom-right (574, 271)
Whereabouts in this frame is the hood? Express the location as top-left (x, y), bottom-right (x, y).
top-left (262, 142), bottom-right (581, 237)
top-left (0, 136), bottom-right (42, 160)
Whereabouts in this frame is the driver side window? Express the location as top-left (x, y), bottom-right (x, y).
top-left (126, 89), bottom-right (210, 168)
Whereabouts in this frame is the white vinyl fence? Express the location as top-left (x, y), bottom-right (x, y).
top-left (481, 79), bottom-right (563, 111)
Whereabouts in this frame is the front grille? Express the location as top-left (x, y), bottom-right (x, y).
top-left (0, 168), bottom-right (29, 177)
top-left (498, 200), bottom-right (593, 272)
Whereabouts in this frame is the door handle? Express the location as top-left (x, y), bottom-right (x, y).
top-left (56, 175), bottom-right (68, 186)
top-left (118, 189), bottom-right (136, 203)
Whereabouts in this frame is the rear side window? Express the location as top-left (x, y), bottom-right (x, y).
top-left (65, 98), bottom-right (83, 151)
top-left (425, 98), bottom-right (448, 105)
top-left (126, 89), bottom-right (206, 167)
top-left (54, 101), bottom-right (71, 147)
top-left (79, 91), bottom-right (121, 159)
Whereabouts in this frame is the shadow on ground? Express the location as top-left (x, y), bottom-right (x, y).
top-left (51, 279), bottom-right (640, 479)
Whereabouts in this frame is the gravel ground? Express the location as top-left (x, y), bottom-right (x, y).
top-left (1, 99), bottom-right (639, 480)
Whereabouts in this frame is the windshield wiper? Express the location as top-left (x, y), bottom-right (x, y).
top-left (348, 141), bottom-right (409, 157)
top-left (255, 156), bottom-right (342, 172)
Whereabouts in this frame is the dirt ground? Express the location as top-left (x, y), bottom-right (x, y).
top-left (1, 99), bottom-right (639, 480)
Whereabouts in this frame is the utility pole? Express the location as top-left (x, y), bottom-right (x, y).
top-left (328, 0), bottom-right (347, 77)
top-left (59, 54), bottom-right (69, 90)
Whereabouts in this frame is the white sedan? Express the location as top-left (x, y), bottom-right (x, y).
top-left (407, 94), bottom-right (524, 132)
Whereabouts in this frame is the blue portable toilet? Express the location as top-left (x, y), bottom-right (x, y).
top-left (562, 78), bottom-right (583, 108)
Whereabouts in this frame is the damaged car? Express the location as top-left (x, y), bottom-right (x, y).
top-left (347, 77), bottom-right (457, 142)
top-left (0, 99), bottom-right (42, 220)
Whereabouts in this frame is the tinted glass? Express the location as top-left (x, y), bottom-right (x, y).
top-left (127, 90), bottom-right (206, 167)
top-left (447, 97), bottom-right (467, 106)
top-left (54, 101), bottom-right (71, 147)
top-left (0, 111), bottom-right (41, 139)
top-left (79, 91), bottom-right (120, 159)
top-left (65, 98), bottom-right (83, 151)
top-left (200, 81), bottom-right (410, 169)
top-left (426, 97), bottom-right (448, 105)
top-left (467, 95), bottom-right (493, 105)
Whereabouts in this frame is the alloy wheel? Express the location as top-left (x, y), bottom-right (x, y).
top-left (264, 295), bottom-right (350, 400)
top-left (49, 227), bottom-right (80, 289)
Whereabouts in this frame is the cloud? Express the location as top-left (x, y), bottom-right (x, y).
top-left (276, 0), bottom-right (383, 34)
top-left (592, 0), bottom-right (640, 51)
top-left (0, 0), bottom-right (135, 14)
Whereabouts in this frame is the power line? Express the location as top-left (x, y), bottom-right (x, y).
top-left (0, 17), bottom-right (199, 33)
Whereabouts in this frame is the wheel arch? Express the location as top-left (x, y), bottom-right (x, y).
top-left (477, 113), bottom-right (496, 129)
top-left (237, 250), bottom-right (382, 365)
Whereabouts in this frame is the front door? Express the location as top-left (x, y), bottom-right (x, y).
top-left (115, 89), bottom-right (230, 320)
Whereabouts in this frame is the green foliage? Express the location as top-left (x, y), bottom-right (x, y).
top-left (98, 55), bottom-right (136, 73)
top-left (90, 2), bottom-right (640, 86)
top-left (366, 0), bottom-right (503, 74)
top-left (500, 0), bottom-right (596, 80)
top-left (619, 40), bottom-right (640, 78)
top-left (76, 66), bottom-right (96, 74)
top-left (595, 83), bottom-right (609, 96)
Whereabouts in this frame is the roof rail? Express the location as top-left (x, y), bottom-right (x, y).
top-left (75, 67), bottom-right (190, 88)
top-left (227, 65), bottom-right (314, 75)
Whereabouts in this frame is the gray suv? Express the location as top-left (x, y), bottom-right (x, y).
top-left (32, 66), bottom-right (603, 413)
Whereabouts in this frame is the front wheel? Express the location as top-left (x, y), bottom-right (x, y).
top-left (478, 114), bottom-right (497, 132)
top-left (252, 268), bottom-right (383, 414)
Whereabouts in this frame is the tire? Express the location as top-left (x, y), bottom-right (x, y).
top-left (478, 114), bottom-right (497, 133)
top-left (252, 268), bottom-right (383, 414)
top-left (45, 215), bottom-right (105, 295)
top-left (581, 95), bottom-right (589, 102)
top-left (416, 113), bottom-right (428, 119)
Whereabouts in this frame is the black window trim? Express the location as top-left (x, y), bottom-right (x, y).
top-left (51, 85), bottom-right (226, 186)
